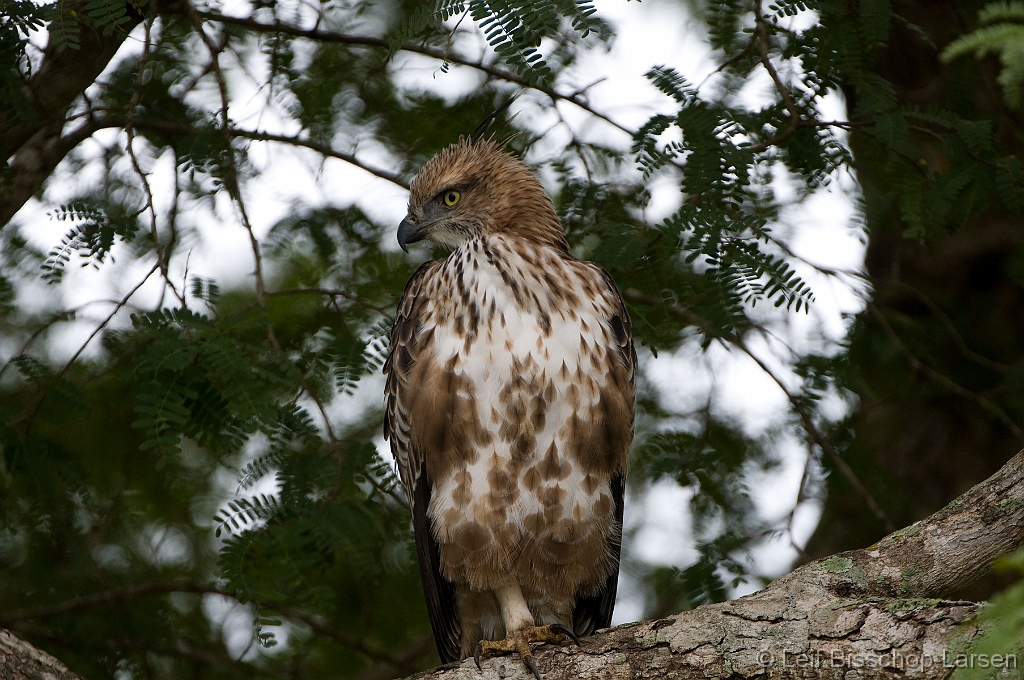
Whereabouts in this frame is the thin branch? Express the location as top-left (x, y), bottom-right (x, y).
top-left (750, 0), bottom-right (806, 153)
top-left (0, 304), bottom-right (107, 382)
top-left (193, 10), bottom-right (636, 139)
top-left (868, 302), bottom-right (1024, 443)
top-left (267, 287), bottom-right (393, 317)
top-left (763, 231), bottom-right (869, 283)
top-left (233, 128), bottom-right (408, 188)
top-left (11, 622), bottom-right (241, 671)
top-left (1, 581), bottom-right (417, 671)
top-left (624, 288), bottom-right (896, 533)
top-left (183, 0), bottom-right (285, 348)
top-left (125, 19), bottom-right (185, 307)
top-left (888, 280), bottom-right (1012, 374)
top-left (75, 115), bottom-right (408, 188)
top-left (730, 332), bottom-right (895, 533)
top-left (57, 262), bottom-right (160, 377)
top-left (184, 3), bottom-right (350, 455)
top-left (2, 582), bottom-right (219, 623)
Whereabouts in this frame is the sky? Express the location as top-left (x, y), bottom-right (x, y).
top-left (8, 0), bottom-right (869, 652)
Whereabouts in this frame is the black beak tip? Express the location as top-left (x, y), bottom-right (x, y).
top-left (397, 217), bottom-right (423, 253)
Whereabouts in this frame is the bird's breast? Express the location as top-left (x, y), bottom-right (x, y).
top-left (422, 239), bottom-right (619, 582)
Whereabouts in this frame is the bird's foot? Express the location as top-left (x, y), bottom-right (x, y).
top-left (473, 624), bottom-right (580, 680)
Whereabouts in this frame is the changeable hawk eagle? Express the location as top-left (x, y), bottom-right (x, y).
top-left (384, 133), bottom-right (635, 677)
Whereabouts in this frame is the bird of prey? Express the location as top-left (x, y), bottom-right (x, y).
top-left (383, 121), bottom-right (635, 678)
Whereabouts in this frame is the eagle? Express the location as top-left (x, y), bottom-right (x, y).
top-left (383, 128), bottom-right (635, 678)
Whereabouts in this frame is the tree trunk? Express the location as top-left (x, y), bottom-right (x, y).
top-left (809, 0), bottom-right (1024, 585)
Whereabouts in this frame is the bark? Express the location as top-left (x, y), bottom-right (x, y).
top-left (0, 629), bottom-right (85, 680)
top-left (0, 1), bottom-right (145, 229)
top-left (398, 449), bottom-right (1024, 679)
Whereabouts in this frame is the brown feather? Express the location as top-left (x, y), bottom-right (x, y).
top-left (384, 137), bottom-right (635, 661)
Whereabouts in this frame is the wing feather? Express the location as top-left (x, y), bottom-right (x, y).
top-left (411, 462), bottom-right (461, 662)
top-left (572, 471), bottom-right (625, 635)
top-left (384, 261), bottom-right (462, 663)
top-left (573, 265), bottom-right (635, 635)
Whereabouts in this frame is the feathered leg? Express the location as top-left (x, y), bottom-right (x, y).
top-left (472, 584), bottom-right (580, 680)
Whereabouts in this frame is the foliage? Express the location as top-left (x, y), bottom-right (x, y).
top-left (42, 202), bottom-right (141, 283)
top-left (955, 548), bottom-right (1024, 679)
top-left (942, 2), bottom-right (1024, 108)
top-left (0, 0), bottom-right (54, 118)
top-left (1, 0), bottom-right (1023, 678)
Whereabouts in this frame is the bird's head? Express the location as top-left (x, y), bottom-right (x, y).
top-left (398, 137), bottom-right (567, 253)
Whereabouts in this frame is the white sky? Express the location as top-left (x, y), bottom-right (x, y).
top-left (7, 0), bottom-right (868, 653)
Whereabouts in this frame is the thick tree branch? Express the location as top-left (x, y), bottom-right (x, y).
top-left (398, 449), bottom-right (1024, 679)
top-left (0, 629), bottom-right (85, 680)
top-left (0, 114), bottom-right (408, 229)
top-left (0, 1), bottom-right (148, 229)
top-left (0, 2), bottom-right (143, 159)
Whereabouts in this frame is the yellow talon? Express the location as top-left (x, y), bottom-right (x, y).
top-left (472, 624), bottom-right (580, 680)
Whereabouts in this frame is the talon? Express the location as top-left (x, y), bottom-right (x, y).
top-left (548, 622), bottom-right (581, 646)
top-left (471, 624), bottom-right (574, 677)
top-left (523, 653), bottom-right (542, 680)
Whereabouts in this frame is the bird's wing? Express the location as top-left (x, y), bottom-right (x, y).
top-left (572, 472), bottom-right (625, 635)
top-left (384, 261), bottom-right (462, 663)
top-left (572, 265), bottom-right (636, 636)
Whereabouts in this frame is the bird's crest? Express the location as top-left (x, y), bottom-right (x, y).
top-left (471, 94), bottom-right (520, 144)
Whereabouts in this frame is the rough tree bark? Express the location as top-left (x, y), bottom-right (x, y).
top-left (0, 0), bottom-right (149, 229)
top-left (6, 448), bottom-right (1022, 679)
top-left (0, 629), bottom-right (85, 680)
top-left (401, 449), bottom-right (1024, 679)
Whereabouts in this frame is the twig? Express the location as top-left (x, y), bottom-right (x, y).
top-left (2, 582), bottom-right (220, 623)
top-left (624, 288), bottom-right (895, 533)
top-left (57, 262), bottom-right (160, 377)
top-left (749, 0), bottom-right (805, 153)
top-left (3, 622), bottom-right (240, 671)
top-left (184, 2), bottom-right (288, 349)
top-left (888, 281), bottom-right (1012, 374)
top-left (267, 287), bottom-right (393, 317)
top-left (124, 19), bottom-right (185, 307)
top-left (185, 3), bottom-right (351, 456)
top-left (1, 581), bottom-right (413, 670)
top-left (75, 116), bottom-right (409, 188)
top-left (729, 333), bottom-right (895, 533)
top-left (194, 10), bottom-right (637, 139)
top-left (868, 302), bottom-right (1024, 443)
top-left (0, 300), bottom-right (135, 382)
top-left (233, 128), bottom-right (408, 187)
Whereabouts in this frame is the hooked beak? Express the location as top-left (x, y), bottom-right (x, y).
top-left (397, 216), bottom-right (426, 253)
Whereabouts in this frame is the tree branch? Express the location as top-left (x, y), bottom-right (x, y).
top-left (399, 449), bottom-right (1024, 679)
top-left (192, 10), bottom-right (637, 139)
top-left (0, 629), bottom-right (85, 680)
top-left (624, 287), bottom-right (896, 533)
top-left (0, 0), bottom-right (150, 230)
top-left (0, 1), bottom-right (143, 159)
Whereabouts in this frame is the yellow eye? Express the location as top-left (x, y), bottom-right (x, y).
top-left (443, 190), bottom-right (461, 207)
